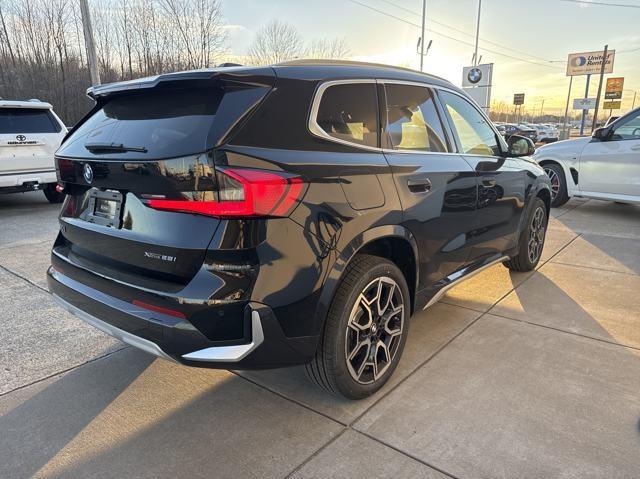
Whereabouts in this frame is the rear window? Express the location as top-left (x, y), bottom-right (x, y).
top-left (314, 83), bottom-right (379, 148)
top-left (0, 108), bottom-right (61, 134)
top-left (58, 87), bottom-right (224, 160)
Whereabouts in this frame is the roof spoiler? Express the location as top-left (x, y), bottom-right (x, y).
top-left (86, 66), bottom-right (274, 100)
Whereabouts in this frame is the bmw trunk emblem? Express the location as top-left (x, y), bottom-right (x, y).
top-left (83, 163), bottom-right (94, 184)
top-left (467, 67), bottom-right (482, 84)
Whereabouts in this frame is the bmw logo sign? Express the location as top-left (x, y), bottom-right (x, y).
top-left (83, 163), bottom-right (94, 184)
top-left (467, 67), bottom-right (483, 84)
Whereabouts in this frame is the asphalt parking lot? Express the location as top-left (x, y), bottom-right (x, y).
top-left (1, 192), bottom-right (639, 479)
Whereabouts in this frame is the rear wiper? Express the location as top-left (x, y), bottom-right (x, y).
top-left (84, 142), bottom-right (148, 153)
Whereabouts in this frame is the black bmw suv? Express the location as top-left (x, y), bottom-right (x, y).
top-left (48, 61), bottom-right (550, 399)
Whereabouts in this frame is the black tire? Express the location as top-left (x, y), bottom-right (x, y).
top-left (542, 163), bottom-right (569, 207)
top-left (43, 184), bottom-right (65, 203)
top-left (305, 254), bottom-right (410, 399)
top-left (503, 197), bottom-right (548, 272)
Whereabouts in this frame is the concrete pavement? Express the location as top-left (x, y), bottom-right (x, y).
top-left (1, 191), bottom-right (639, 478)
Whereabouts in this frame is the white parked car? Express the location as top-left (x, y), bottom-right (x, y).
top-left (533, 107), bottom-right (640, 206)
top-left (531, 124), bottom-right (558, 143)
top-left (0, 99), bottom-right (67, 202)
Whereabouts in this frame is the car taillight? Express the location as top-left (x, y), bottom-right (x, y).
top-left (146, 168), bottom-right (305, 218)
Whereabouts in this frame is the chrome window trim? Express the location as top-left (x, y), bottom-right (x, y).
top-left (308, 77), bottom-right (507, 156)
top-left (308, 79), bottom-right (381, 152)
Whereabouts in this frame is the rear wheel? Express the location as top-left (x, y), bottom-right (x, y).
top-left (43, 184), bottom-right (65, 203)
top-left (504, 197), bottom-right (548, 272)
top-left (306, 255), bottom-right (410, 399)
top-left (542, 163), bottom-right (569, 207)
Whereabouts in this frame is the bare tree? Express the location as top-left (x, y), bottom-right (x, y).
top-left (158, 0), bottom-right (226, 69)
top-left (306, 37), bottom-right (350, 59)
top-left (247, 20), bottom-right (303, 65)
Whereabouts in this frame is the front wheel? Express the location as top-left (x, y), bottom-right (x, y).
top-left (306, 255), bottom-right (410, 399)
top-left (504, 197), bottom-right (548, 272)
top-left (542, 164), bottom-right (569, 207)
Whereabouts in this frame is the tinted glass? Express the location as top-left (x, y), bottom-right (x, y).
top-left (384, 84), bottom-right (448, 152)
top-left (611, 110), bottom-right (640, 140)
top-left (0, 108), bottom-right (61, 134)
top-left (440, 91), bottom-right (501, 156)
top-left (316, 83), bottom-right (378, 147)
top-left (58, 87), bottom-right (223, 159)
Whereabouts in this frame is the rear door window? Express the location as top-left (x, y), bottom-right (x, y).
top-left (314, 82), bottom-right (379, 148)
top-left (58, 87), bottom-right (224, 160)
top-left (0, 108), bottom-right (61, 134)
top-left (383, 83), bottom-right (448, 152)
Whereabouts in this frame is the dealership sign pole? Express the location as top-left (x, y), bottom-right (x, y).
top-left (565, 49), bottom-right (615, 136)
top-left (562, 76), bottom-right (573, 140)
top-left (591, 45), bottom-right (608, 132)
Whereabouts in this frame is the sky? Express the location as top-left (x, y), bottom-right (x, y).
top-left (221, 0), bottom-right (640, 116)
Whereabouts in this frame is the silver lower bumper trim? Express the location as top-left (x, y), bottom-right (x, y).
top-left (181, 310), bottom-right (264, 363)
top-left (52, 294), bottom-right (177, 363)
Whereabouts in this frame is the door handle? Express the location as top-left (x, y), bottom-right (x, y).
top-left (630, 144), bottom-right (640, 151)
top-left (482, 177), bottom-right (497, 187)
top-left (407, 178), bottom-right (432, 193)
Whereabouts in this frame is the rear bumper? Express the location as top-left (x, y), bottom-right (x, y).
top-left (0, 170), bottom-right (57, 190)
top-left (47, 264), bottom-right (316, 369)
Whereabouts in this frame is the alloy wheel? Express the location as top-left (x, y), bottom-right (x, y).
top-left (528, 206), bottom-right (546, 264)
top-left (345, 276), bottom-right (405, 385)
top-left (543, 167), bottom-right (560, 201)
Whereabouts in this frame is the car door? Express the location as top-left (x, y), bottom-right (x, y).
top-left (437, 89), bottom-right (527, 262)
top-left (380, 82), bottom-right (478, 291)
top-left (579, 109), bottom-right (640, 198)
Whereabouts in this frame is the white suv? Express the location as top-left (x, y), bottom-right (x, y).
top-left (533, 107), bottom-right (640, 206)
top-left (0, 99), bottom-right (67, 202)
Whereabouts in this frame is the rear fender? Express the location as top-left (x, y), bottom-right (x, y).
top-left (312, 225), bottom-right (418, 336)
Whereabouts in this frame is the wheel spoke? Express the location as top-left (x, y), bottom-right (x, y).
top-left (376, 279), bottom-right (395, 316)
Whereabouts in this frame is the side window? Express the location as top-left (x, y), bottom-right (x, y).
top-left (384, 84), bottom-right (448, 152)
top-left (315, 83), bottom-right (379, 148)
top-left (439, 91), bottom-right (501, 156)
top-left (611, 111), bottom-right (640, 141)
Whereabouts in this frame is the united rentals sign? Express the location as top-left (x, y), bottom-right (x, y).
top-left (566, 50), bottom-right (615, 77)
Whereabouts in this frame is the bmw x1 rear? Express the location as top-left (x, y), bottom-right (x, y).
top-left (49, 61), bottom-right (550, 399)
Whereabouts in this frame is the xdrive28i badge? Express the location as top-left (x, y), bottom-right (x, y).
top-left (83, 163), bottom-right (94, 184)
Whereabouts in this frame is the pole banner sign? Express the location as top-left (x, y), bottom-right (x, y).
top-left (605, 77), bottom-right (624, 100)
top-left (573, 98), bottom-right (597, 110)
top-left (566, 50), bottom-right (615, 77)
top-left (603, 100), bottom-right (621, 110)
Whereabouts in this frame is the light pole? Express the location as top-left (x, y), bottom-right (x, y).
top-left (419, 0), bottom-right (426, 71)
top-left (473, 0), bottom-right (482, 66)
top-left (79, 0), bottom-right (100, 86)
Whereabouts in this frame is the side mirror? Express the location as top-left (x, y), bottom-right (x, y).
top-left (507, 135), bottom-right (535, 157)
top-left (592, 127), bottom-right (611, 141)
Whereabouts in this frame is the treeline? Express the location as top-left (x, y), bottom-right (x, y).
top-left (0, 0), bottom-right (348, 125)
